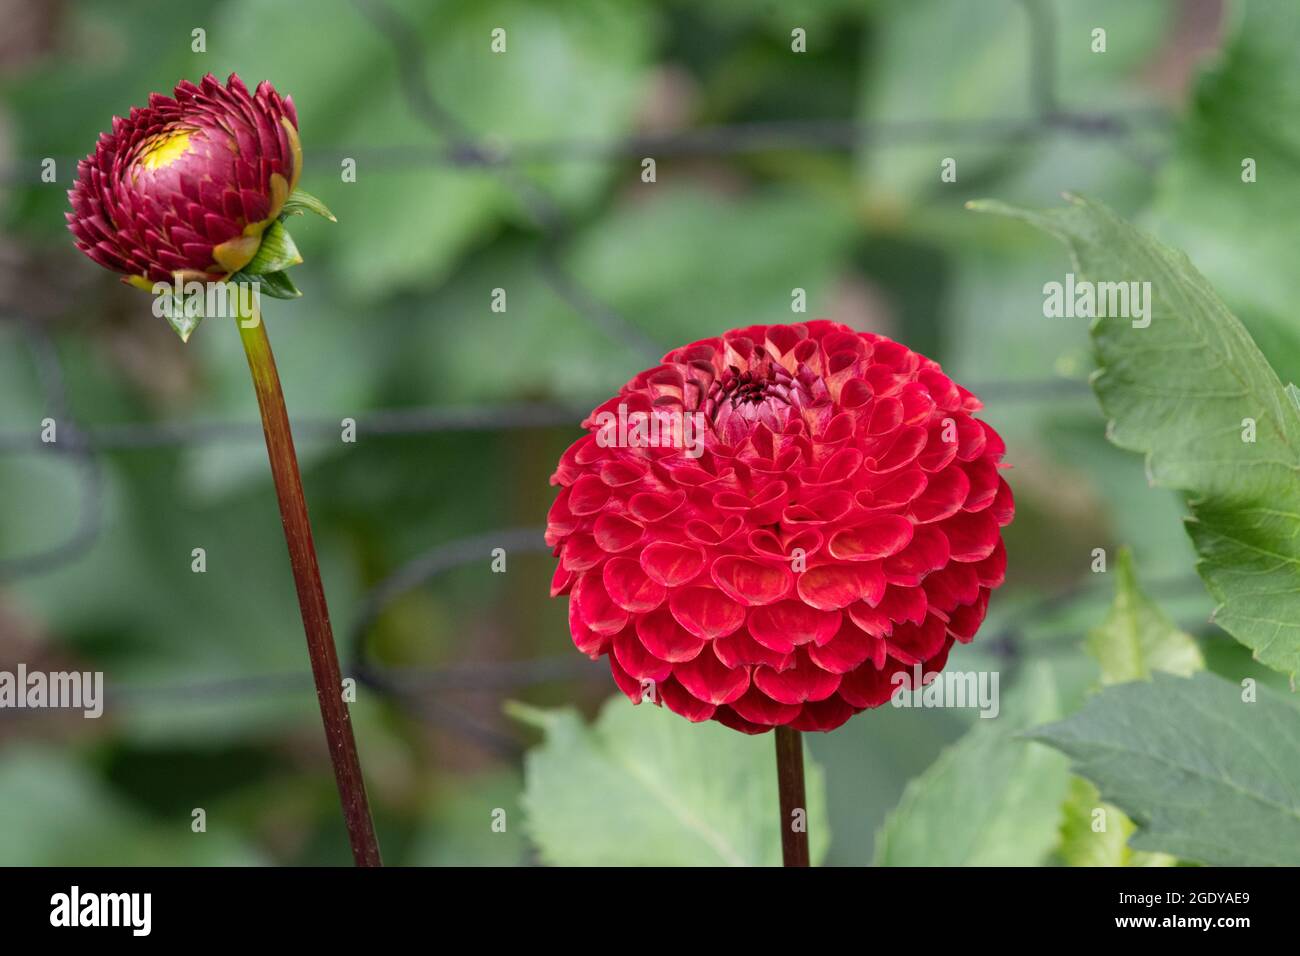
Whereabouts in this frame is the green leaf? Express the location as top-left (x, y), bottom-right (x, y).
top-left (1057, 551), bottom-right (1198, 867)
top-left (1087, 547), bottom-right (1205, 685)
top-left (1029, 671), bottom-right (1300, 866)
top-left (1149, 0), bottom-right (1300, 385)
top-left (873, 662), bottom-right (1072, 866)
top-left (252, 269), bottom-right (302, 300)
top-left (509, 696), bottom-right (829, 866)
top-left (280, 188), bottom-right (337, 222)
top-left (1058, 777), bottom-right (1176, 868)
top-left (974, 195), bottom-right (1300, 679)
top-left (242, 221), bottom-right (303, 276)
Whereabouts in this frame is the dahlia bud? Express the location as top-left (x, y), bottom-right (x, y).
top-left (546, 321), bottom-right (1013, 734)
top-left (66, 72), bottom-right (333, 339)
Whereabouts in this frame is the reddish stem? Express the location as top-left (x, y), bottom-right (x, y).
top-left (238, 309), bottom-right (381, 867)
top-left (774, 725), bottom-right (810, 867)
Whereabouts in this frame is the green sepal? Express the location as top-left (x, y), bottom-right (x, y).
top-left (155, 279), bottom-right (266, 342)
top-left (280, 188), bottom-right (336, 222)
top-left (242, 221), bottom-right (303, 276)
top-left (254, 269), bottom-right (302, 299)
top-left (159, 295), bottom-right (203, 343)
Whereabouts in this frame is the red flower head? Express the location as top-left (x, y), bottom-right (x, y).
top-left (66, 73), bottom-right (301, 285)
top-left (546, 321), bottom-right (1013, 734)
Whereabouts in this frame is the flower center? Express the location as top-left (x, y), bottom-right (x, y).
top-left (136, 128), bottom-right (195, 172)
top-left (706, 361), bottom-right (800, 443)
top-left (713, 363), bottom-right (798, 407)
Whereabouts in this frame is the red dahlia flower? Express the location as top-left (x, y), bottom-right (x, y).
top-left (67, 72), bottom-right (302, 286)
top-left (546, 321), bottom-right (1012, 734)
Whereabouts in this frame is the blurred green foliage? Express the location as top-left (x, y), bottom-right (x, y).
top-left (0, 0), bottom-right (1294, 866)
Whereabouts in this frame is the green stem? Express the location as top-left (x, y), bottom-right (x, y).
top-left (774, 725), bottom-right (810, 867)
top-left (236, 301), bottom-right (381, 867)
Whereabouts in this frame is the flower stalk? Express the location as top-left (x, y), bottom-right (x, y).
top-left (236, 300), bottom-right (381, 867)
top-left (774, 725), bottom-right (809, 867)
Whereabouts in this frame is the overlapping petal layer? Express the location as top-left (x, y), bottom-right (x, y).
top-left (67, 73), bottom-right (300, 284)
top-left (548, 321), bottom-right (1013, 733)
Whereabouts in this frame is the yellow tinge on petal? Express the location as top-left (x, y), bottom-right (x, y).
top-left (212, 234), bottom-right (263, 274)
top-left (137, 128), bottom-right (195, 171)
top-left (282, 117), bottom-right (303, 194)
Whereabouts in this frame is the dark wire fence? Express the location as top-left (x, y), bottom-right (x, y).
top-left (0, 0), bottom-right (1192, 742)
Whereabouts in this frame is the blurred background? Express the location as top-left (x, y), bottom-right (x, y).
top-left (0, 0), bottom-right (1293, 865)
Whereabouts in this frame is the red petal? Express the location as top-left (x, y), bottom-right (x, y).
top-left (567, 473), bottom-right (611, 515)
top-left (598, 459), bottom-right (647, 486)
top-left (657, 678), bottom-right (716, 722)
top-left (882, 525), bottom-right (950, 586)
top-left (592, 512), bottom-right (644, 552)
top-left (990, 477), bottom-right (1014, 526)
top-left (560, 534), bottom-right (604, 573)
top-left (753, 649), bottom-right (841, 704)
top-left (747, 601), bottom-right (841, 650)
top-left (973, 539), bottom-right (1007, 588)
top-left (961, 456), bottom-right (1000, 511)
top-left (550, 562), bottom-right (574, 598)
top-left (781, 489), bottom-right (852, 526)
top-left (827, 514), bottom-right (914, 561)
top-left (710, 555), bottom-right (794, 606)
top-left (978, 419), bottom-right (1006, 459)
top-left (909, 465), bottom-right (970, 523)
top-left (948, 589), bottom-right (990, 642)
top-left (839, 659), bottom-right (909, 709)
top-left (635, 606), bottom-right (706, 662)
top-left (796, 562), bottom-right (886, 611)
top-left (573, 572), bottom-right (630, 635)
top-left (956, 415), bottom-right (990, 460)
top-left (859, 467), bottom-right (928, 509)
top-left (668, 587), bottom-right (746, 640)
top-left (885, 614), bottom-right (949, 665)
top-left (942, 509), bottom-right (999, 562)
top-left (609, 655), bottom-right (644, 702)
top-left (728, 685), bottom-right (802, 726)
top-left (568, 598), bottom-right (608, 658)
top-left (640, 540), bottom-right (707, 587)
top-left (876, 585), bottom-right (928, 625)
top-left (808, 618), bottom-right (886, 673)
top-left (714, 706), bottom-right (772, 735)
top-left (684, 515), bottom-right (744, 546)
top-left (868, 425), bottom-right (927, 473)
top-left (846, 601), bottom-right (892, 638)
top-left (613, 626), bottom-right (673, 681)
top-left (918, 421), bottom-right (959, 472)
top-left (602, 557), bottom-right (668, 613)
top-left (629, 489), bottom-right (686, 522)
top-left (818, 446), bottom-right (864, 483)
top-left (545, 486), bottom-right (576, 542)
top-left (922, 561), bottom-right (981, 614)
top-left (672, 644), bottom-right (750, 705)
top-left (790, 695), bottom-right (856, 732)
top-left (713, 628), bottom-right (794, 670)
